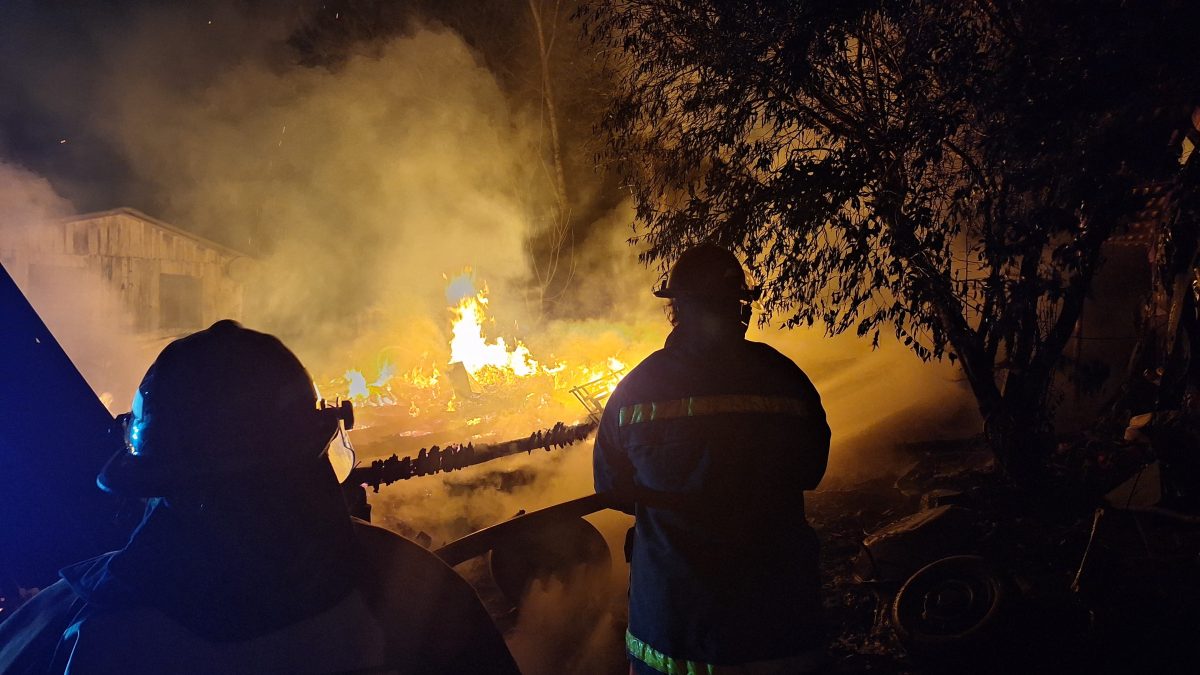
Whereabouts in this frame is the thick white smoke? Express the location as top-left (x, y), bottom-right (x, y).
top-left (0, 161), bottom-right (153, 410)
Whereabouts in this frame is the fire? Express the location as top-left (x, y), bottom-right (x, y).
top-left (449, 289), bottom-right (540, 383)
top-left (328, 270), bottom-right (636, 421)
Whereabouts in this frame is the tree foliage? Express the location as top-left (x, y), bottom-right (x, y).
top-left (580, 0), bottom-right (1200, 475)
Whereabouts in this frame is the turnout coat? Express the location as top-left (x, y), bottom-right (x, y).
top-left (595, 326), bottom-right (830, 674)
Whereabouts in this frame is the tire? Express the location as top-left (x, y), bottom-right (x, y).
top-left (892, 554), bottom-right (1013, 662)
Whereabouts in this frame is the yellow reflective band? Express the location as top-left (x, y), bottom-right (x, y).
top-left (626, 630), bottom-right (827, 674)
top-left (618, 394), bottom-right (810, 427)
top-left (626, 630), bottom-right (715, 675)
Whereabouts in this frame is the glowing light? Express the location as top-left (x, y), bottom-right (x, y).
top-left (405, 364), bottom-right (440, 389)
top-left (346, 369), bottom-right (369, 400)
top-left (326, 271), bottom-right (637, 417)
top-left (448, 279), bottom-right (540, 383)
top-left (372, 361), bottom-right (397, 387)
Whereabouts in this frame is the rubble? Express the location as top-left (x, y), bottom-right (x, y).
top-left (814, 427), bottom-right (1200, 674)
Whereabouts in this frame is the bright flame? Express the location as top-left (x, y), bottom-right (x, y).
top-left (449, 289), bottom-right (539, 382)
top-left (327, 271), bottom-right (636, 418)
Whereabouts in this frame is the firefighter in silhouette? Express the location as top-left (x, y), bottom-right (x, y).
top-left (594, 245), bottom-right (831, 674)
top-left (0, 320), bottom-right (518, 674)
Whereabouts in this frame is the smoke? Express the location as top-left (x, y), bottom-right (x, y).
top-left (763, 327), bottom-right (982, 480)
top-left (0, 161), bottom-right (153, 410)
top-left (505, 562), bottom-right (629, 675)
top-left (80, 5), bottom-right (541, 369)
top-left (0, 163), bottom-right (71, 226)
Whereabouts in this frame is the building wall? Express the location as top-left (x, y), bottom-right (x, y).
top-left (0, 209), bottom-right (249, 338)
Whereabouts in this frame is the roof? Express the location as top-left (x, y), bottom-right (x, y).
top-left (62, 207), bottom-right (251, 258)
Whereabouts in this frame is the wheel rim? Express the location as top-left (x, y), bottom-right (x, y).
top-left (894, 555), bottom-right (1007, 647)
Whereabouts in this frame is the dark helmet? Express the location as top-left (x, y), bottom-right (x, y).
top-left (98, 320), bottom-right (352, 497)
top-left (653, 244), bottom-right (761, 301)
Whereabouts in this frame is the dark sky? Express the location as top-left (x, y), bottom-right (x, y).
top-left (0, 0), bottom-right (133, 209)
top-left (0, 0), bottom-right (577, 216)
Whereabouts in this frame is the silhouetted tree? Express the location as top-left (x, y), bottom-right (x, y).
top-left (581, 0), bottom-right (1200, 479)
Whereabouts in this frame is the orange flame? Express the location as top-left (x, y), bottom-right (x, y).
top-left (330, 271), bottom-right (633, 417)
top-left (449, 288), bottom-right (539, 384)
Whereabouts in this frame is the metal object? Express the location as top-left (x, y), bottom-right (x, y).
top-left (570, 370), bottom-right (623, 424)
top-left (436, 493), bottom-right (614, 567)
top-left (891, 555), bottom-right (1012, 659)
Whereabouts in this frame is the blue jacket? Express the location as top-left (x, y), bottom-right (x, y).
top-left (594, 326), bottom-right (830, 673)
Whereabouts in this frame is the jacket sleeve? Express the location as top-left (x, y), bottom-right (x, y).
top-left (592, 400), bottom-right (636, 515)
top-left (801, 401), bottom-right (831, 490)
top-left (0, 580), bottom-right (87, 675)
top-left (795, 370), bottom-right (831, 490)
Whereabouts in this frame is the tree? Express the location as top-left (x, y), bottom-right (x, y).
top-left (526, 0), bottom-right (578, 319)
top-left (580, 0), bottom-right (1200, 479)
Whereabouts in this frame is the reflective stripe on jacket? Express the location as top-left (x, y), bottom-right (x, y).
top-left (626, 630), bottom-right (827, 674)
top-left (595, 327), bottom-right (830, 670)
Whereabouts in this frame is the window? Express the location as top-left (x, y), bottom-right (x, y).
top-left (72, 228), bottom-right (89, 255)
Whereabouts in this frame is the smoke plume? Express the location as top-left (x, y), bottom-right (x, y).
top-left (0, 161), bottom-right (153, 410)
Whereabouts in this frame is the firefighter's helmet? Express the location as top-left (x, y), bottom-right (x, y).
top-left (653, 244), bottom-right (761, 301)
top-left (98, 320), bottom-right (353, 497)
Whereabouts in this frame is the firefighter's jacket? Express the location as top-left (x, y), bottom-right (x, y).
top-left (0, 520), bottom-right (519, 674)
top-left (594, 326), bottom-right (830, 674)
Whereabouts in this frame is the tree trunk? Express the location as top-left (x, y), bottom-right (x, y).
top-left (526, 0), bottom-right (574, 319)
top-left (985, 369), bottom-right (1055, 484)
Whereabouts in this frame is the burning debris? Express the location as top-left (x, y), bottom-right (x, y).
top-left (448, 278), bottom-right (540, 382)
top-left (329, 272), bottom-right (630, 423)
top-left (352, 420), bottom-right (598, 492)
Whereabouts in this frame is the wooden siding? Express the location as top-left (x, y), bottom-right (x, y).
top-left (0, 209), bottom-right (249, 337)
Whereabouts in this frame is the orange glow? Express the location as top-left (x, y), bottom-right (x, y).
top-left (449, 289), bottom-right (539, 383)
top-left (328, 272), bottom-right (631, 420)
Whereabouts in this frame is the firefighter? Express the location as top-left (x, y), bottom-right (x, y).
top-left (0, 320), bottom-right (519, 674)
top-left (594, 245), bottom-right (831, 674)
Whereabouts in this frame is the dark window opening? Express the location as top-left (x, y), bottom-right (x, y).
top-left (72, 229), bottom-right (89, 255)
top-left (159, 273), bottom-right (202, 332)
